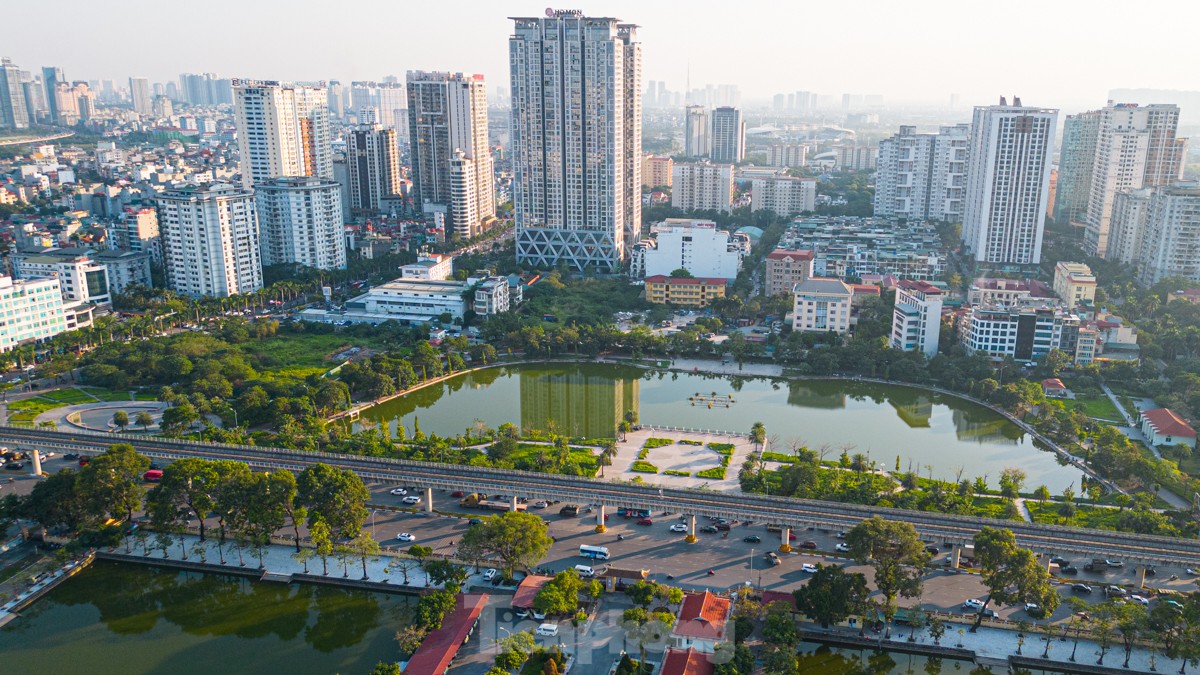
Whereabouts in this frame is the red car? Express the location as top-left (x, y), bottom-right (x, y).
top-left (143, 469), bottom-right (163, 482)
top-left (800, 541), bottom-right (818, 549)
top-left (637, 517), bottom-right (653, 526)
top-left (450, 491), bottom-right (465, 498)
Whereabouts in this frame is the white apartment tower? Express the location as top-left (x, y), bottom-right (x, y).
top-left (255, 176), bottom-right (347, 270)
top-left (874, 124), bottom-right (970, 221)
top-left (961, 98), bottom-right (1058, 266)
top-left (123, 207), bottom-right (162, 264)
top-left (346, 124), bottom-right (402, 215)
top-left (1137, 184), bottom-right (1200, 287)
top-left (1083, 103), bottom-right (1186, 258)
top-left (157, 183), bottom-right (263, 298)
top-left (710, 107), bottom-right (745, 163)
top-left (0, 276), bottom-right (68, 352)
top-left (509, 11), bottom-right (641, 271)
top-left (890, 280), bottom-right (943, 357)
top-left (684, 105), bottom-right (710, 158)
top-left (233, 80), bottom-right (332, 189)
top-left (1107, 188), bottom-right (1153, 265)
top-left (129, 76), bottom-right (152, 115)
top-left (406, 71), bottom-right (495, 240)
top-left (751, 177), bottom-right (816, 216)
top-left (672, 162), bottom-right (734, 213)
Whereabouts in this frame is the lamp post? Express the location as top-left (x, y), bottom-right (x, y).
top-left (750, 548), bottom-right (755, 589)
top-left (495, 625), bottom-right (511, 654)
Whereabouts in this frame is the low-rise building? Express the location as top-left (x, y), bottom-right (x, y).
top-left (966, 278), bottom-right (1054, 308)
top-left (634, 219), bottom-right (743, 280)
top-left (764, 249), bottom-right (814, 297)
top-left (660, 648), bottom-right (714, 675)
top-left (400, 252), bottom-right (454, 280)
top-left (300, 278), bottom-right (469, 325)
top-left (1140, 408), bottom-right (1196, 449)
top-left (958, 304), bottom-right (1090, 364)
top-left (793, 278), bottom-right (854, 334)
top-left (1041, 378), bottom-right (1071, 399)
top-left (1053, 261), bottom-right (1097, 307)
top-left (890, 279), bottom-right (943, 357)
top-left (14, 247), bottom-right (111, 306)
top-left (0, 276), bottom-right (69, 352)
top-left (671, 591), bottom-right (731, 654)
top-left (472, 276), bottom-right (510, 317)
top-left (645, 275), bottom-right (727, 307)
top-left (780, 217), bottom-right (946, 281)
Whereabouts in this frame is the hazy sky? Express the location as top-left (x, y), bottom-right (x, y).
top-left (4, 0), bottom-right (1195, 112)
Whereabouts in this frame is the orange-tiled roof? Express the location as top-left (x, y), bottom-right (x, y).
top-left (1142, 408), bottom-right (1196, 438)
top-left (1041, 378), bottom-right (1067, 390)
top-left (645, 275), bottom-right (728, 286)
top-left (766, 248), bottom-right (814, 261)
top-left (660, 648), bottom-right (715, 675)
top-left (673, 591), bottom-right (730, 640)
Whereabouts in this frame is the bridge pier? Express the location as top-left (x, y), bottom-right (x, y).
top-left (509, 496), bottom-right (518, 512)
top-left (30, 450), bottom-right (42, 476)
top-left (780, 527), bottom-right (791, 553)
top-left (595, 505), bottom-right (606, 533)
top-left (424, 488), bottom-right (433, 513)
top-left (953, 547), bottom-right (962, 569)
top-left (690, 515), bottom-right (696, 538)
top-left (1139, 565), bottom-right (1147, 589)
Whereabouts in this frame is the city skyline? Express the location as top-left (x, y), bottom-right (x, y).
top-left (2, 1), bottom-right (1196, 112)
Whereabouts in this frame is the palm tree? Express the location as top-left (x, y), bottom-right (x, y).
top-left (750, 421), bottom-right (766, 451)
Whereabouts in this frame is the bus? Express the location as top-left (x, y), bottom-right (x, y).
top-left (618, 508), bottom-right (650, 519)
top-left (579, 545), bottom-right (611, 560)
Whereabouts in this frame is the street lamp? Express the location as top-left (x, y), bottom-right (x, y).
top-left (495, 625), bottom-right (511, 654)
top-left (749, 548), bottom-right (754, 588)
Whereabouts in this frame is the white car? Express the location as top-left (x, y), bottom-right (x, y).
top-left (389, 488), bottom-right (408, 496)
top-left (669, 523), bottom-right (688, 533)
top-left (535, 623), bottom-right (559, 637)
top-left (483, 568), bottom-right (498, 581)
top-left (801, 564), bottom-right (818, 574)
top-left (532, 501), bottom-right (549, 509)
top-left (963, 598), bottom-right (985, 610)
top-left (401, 495), bottom-right (421, 505)
top-left (396, 533), bottom-right (415, 542)
top-left (835, 543), bottom-right (851, 553)
top-left (1129, 595), bottom-right (1150, 606)
top-left (532, 610), bottom-right (547, 620)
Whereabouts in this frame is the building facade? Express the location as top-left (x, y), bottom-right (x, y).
top-left (0, 276), bottom-right (68, 352)
top-left (0, 58), bottom-right (30, 130)
top-left (890, 279), bottom-right (943, 357)
top-left (645, 275), bottom-right (727, 307)
top-left (1052, 261), bottom-right (1097, 306)
top-left (671, 161), bottom-right (733, 213)
top-left (1140, 408), bottom-right (1196, 449)
top-left (1137, 184), bottom-right (1200, 287)
top-left (254, 176), bottom-right (347, 270)
top-left (709, 107), bottom-right (744, 163)
top-left (345, 124), bottom-right (402, 216)
top-left (958, 304), bottom-right (1086, 363)
top-left (874, 124), bottom-right (970, 221)
top-left (233, 80), bottom-right (332, 188)
top-left (157, 183), bottom-right (263, 298)
top-left (92, 249), bottom-right (152, 294)
top-left (509, 11), bottom-right (641, 271)
top-left (15, 248), bottom-right (111, 306)
top-left (1107, 188), bottom-right (1153, 265)
top-left (1053, 110), bottom-right (1100, 227)
top-left (129, 76), bottom-right (152, 115)
top-left (641, 155), bottom-right (673, 188)
top-left (751, 176), bottom-right (816, 216)
top-left (684, 105), bottom-right (709, 158)
top-left (406, 71), bottom-right (495, 239)
top-left (792, 278), bottom-right (854, 334)
top-left (764, 249), bottom-right (814, 297)
top-left (768, 144), bottom-right (808, 168)
top-left (961, 99), bottom-right (1058, 267)
top-left (638, 220), bottom-right (743, 279)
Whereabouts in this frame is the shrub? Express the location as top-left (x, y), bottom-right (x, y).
top-left (631, 461), bottom-right (659, 474)
top-left (696, 467), bottom-right (726, 479)
top-left (678, 439), bottom-right (703, 446)
top-left (643, 438), bottom-right (675, 449)
top-left (662, 470), bottom-right (691, 477)
top-left (707, 442), bottom-right (735, 455)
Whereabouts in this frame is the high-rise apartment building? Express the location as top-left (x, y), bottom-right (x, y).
top-left (684, 105), bottom-right (710, 158)
top-left (233, 80), bottom-right (332, 189)
top-left (42, 66), bottom-right (63, 124)
top-left (0, 58), bottom-right (30, 129)
top-left (157, 183), bottom-right (263, 298)
top-left (129, 76), bottom-right (152, 115)
top-left (961, 99), bottom-right (1058, 266)
top-left (768, 144), bottom-right (808, 168)
top-left (751, 177), bottom-right (816, 216)
top-left (255, 177), bottom-right (346, 270)
top-left (641, 155), bottom-right (673, 188)
top-left (406, 71), bottom-right (495, 239)
top-left (710, 107), bottom-right (745, 163)
top-left (671, 161), bottom-right (733, 213)
top-left (0, 276), bottom-right (68, 353)
top-left (1084, 103), bottom-right (1186, 258)
top-left (180, 73), bottom-right (234, 106)
top-left (122, 207), bottom-right (163, 264)
top-left (1107, 188), bottom-right (1152, 264)
top-left (1137, 184), bottom-right (1200, 287)
top-left (1053, 110), bottom-right (1100, 227)
top-left (874, 124), bottom-right (970, 221)
top-left (509, 11), bottom-right (641, 271)
top-left (346, 124), bottom-right (402, 216)
top-left (350, 81), bottom-right (407, 128)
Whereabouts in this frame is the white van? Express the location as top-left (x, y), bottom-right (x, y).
top-left (573, 565), bottom-right (595, 578)
top-left (536, 623), bottom-right (559, 637)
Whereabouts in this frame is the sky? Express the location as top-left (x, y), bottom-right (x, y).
top-left (3, 0), bottom-right (1197, 113)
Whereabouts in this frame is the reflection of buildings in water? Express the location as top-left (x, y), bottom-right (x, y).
top-left (786, 382), bottom-right (846, 409)
top-left (889, 394), bottom-right (933, 428)
top-left (519, 370), bottom-right (639, 439)
top-left (953, 408), bottom-right (1021, 444)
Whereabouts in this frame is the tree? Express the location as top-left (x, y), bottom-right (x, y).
top-left (535, 569), bottom-right (584, 616)
top-left (971, 527), bottom-right (1060, 631)
top-left (998, 467), bottom-right (1026, 499)
top-left (77, 443), bottom-right (151, 523)
top-left (135, 410), bottom-right (155, 432)
top-left (424, 559), bottom-right (469, 592)
top-left (457, 511), bottom-right (552, 578)
top-left (350, 530), bottom-right (381, 579)
top-left (625, 579), bottom-right (657, 608)
top-left (297, 463), bottom-right (369, 539)
top-left (112, 410), bottom-right (129, 431)
top-left (845, 517), bottom-right (929, 629)
top-left (1033, 485), bottom-right (1051, 505)
top-left (792, 563), bottom-right (870, 628)
top-left (368, 662), bottom-right (401, 675)
top-left (762, 602), bottom-right (799, 647)
top-left (414, 589), bottom-right (457, 632)
top-left (23, 469), bottom-right (86, 530)
top-left (1110, 601), bottom-right (1149, 669)
top-left (310, 518), bottom-right (333, 575)
top-left (713, 644), bottom-right (755, 675)
top-left (750, 421), bottom-right (766, 451)
top-left (668, 268), bottom-right (694, 279)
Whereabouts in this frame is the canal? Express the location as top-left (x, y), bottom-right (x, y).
top-left (360, 362), bottom-right (1082, 491)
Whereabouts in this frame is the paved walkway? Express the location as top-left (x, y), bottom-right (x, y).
top-left (610, 426), bottom-right (753, 491)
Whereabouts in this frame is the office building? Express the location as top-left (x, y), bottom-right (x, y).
top-left (1053, 110), bottom-right (1100, 226)
top-left (346, 124), bottom-right (402, 215)
top-left (710, 107), bottom-right (744, 163)
top-left (1107, 188), bottom-right (1153, 264)
top-left (636, 219), bottom-right (743, 280)
top-left (129, 76), bottom-right (152, 115)
top-left (406, 71), bottom-right (495, 239)
top-left (890, 279), bottom-right (944, 357)
top-left (509, 11), bottom-right (641, 271)
top-left (15, 248), bottom-right (111, 306)
top-left (642, 155), bottom-right (673, 188)
top-left (764, 249), bottom-right (815, 297)
top-left (92, 249), bottom-right (152, 294)
top-left (751, 177), bottom-right (816, 216)
top-left (874, 124), bottom-right (970, 221)
top-left (768, 144), bottom-right (807, 168)
top-left (42, 66), bottom-right (63, 124)
top-left (233, 80), bottom-right (332, 188)
top-left (300, 278), bottom-right (469, 325)
top-left (645, 275), bottom-right (727, 307)
top-left (961, 98), bottom-right (1058, 266)
top-left (0, 58), bottom-right (30, 129)
top-left (1137, 184), bottom-right (1200, 287)
top-left (1052, 262), bottom-right (1097, 307)
top-left (959, 304), bottom-right (1087, 364)
top-left (672, 161), bottom-right (733, 213)
top-left (793, 278), bottom-right (854, 334)
top-left (157, 183), bottom-right (263, 298)
top-left (255, 176), bottom-right (346, 270)
top-left (0, 276), bottom-right (68, 352)
top-left (684, 105), bottom-right (710, 158)
top-left (400, 252), bottom-right (453, 280)
top-left (1084, 103), bottom-right (1186, 258)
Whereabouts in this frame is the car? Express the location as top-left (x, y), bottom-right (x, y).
top-left (924, 546), bottom-right (940, 556)
top-left (515, 608), bottom-right (530, 618)
top-left (715, 523), bottom-right (731, 531)
top-left (450, 491), bottom-right (465, 498)
top-left (799, 541), bottom-right (818, 550)
top-left (801, 564), bottom-right (818, 574)
top-left (143, 469), bottom-right (163, 482)
top-left (1024, 603), bottom-right (1044, 617)
top-left (532, 610), bottom-right (546, 620)
top-left (573, 565), bottom-right (596, 577)
top-left (468, 518), bottom-right (483, 526)
top-left (1060, 565), bottom-right (1079, 575)
top-left (788, 532), bottom-right (797, 541)
top-left (1129, 595), bottom-right (1150, 606)
top-left (979, 608), bottom-right (999, 619)
top-left (765, 552), bottom-right (781, 566)
top-left (389, 488), bottom-right (408, 496)
top-left (535, 623), bottom-right (559, 637)
top-left (1072, 584), bottom-right (1093, 594)
top-left (637, 517), bottom-right (653, 526)
top-left (1106, 560), bottom-right (1125, 568)
top-left (1105, 586), bottom-right (1127, 598)
top-left (836, 531), bottom-right (846, 539)
top-left (699, 525), bottom-right (719, 534)
top-left (1164, 600), bottom-right (1185, 610)
top-left (743, 535), bottom-right (761, 543)
top-left (670, 523), bottom-right (688, 533)
top-left (401, 496), bottom-right (421, 505)
top-left (532, 501), bottom-right (549, 509)
top-left (396, 533), bottom-right (416, 542)
top-left (1050, 556), bottom-right (1070, 566)
top-left (962, 598), bottom-right (985, 610)
top-left (835, 543), bottom-right (851, 553)
top-left (4, 462), bottom-right (23, 470)
top-left (482, 568), bottom-right (498, 581)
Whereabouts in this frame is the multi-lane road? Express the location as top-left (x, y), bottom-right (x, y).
top-left (3, 424), bottom-right (1198, 567)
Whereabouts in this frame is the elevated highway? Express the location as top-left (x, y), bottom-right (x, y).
top-left (2, 425), bottom-right (1196, 568)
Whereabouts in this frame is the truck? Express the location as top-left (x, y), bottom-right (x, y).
top-left (458, 494), bottom-right (527, 512)
top-left (1084, 559), bottom-right (1111, 573)
top-left (559, 504), bottom-right (580, 517)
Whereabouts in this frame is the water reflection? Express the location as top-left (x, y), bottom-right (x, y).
top-left (519, 365), bottom-right (640, 438)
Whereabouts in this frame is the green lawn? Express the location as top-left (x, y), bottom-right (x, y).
top-left (6, 397), bottom-right (65, 421)
top-left (631, 460), bottom-right (659, 473)
top-left (509, 443), bottom-right (598, 476)
top-left (133, 391), bottom-right (160, 401)
top-left (970, 496), bottom-right (1020, 520)
top-left (242, 333), bottom-right (389, 372)
top-left (1027, 502), bottom-right (1123, 530)
top-left (39, 388), bottom-right (97, 404)
top-left (81, 387), bottom-right (134, 402)
top-left (1067, 395), bottom-right (1124, 422)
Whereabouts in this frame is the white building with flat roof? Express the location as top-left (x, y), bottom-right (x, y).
top-left (15, 248), bottom-right (111, 306)
top-left (401, 253), bottom-right (453, 280)
top-left (751, 177), bottom-right (816, 217)
top-left (254, 176), bottom-right (347, 270)
top-left (233, 80), bottom-right (331, 189)
top-left (637, 219), bottom-right (743, 280)
top-left (157, 182), bottom-right (263, 298)
top-left (301, 278), bottom-right (469, 325)
top-left (793, 277), bottom-right (854, 334)
top-left (0, 276), bottom-right (68, 352)
top-left (672, 162), bottom-right (733, 213)
top-left (890, 279), bottom-right (943, 356)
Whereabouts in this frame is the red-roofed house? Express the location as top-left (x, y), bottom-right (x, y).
top-left (671, 591), bottom-right (731, 653)
top-left (660, 648), bottom-right (715, 675)
top-left (1041, 378), bottom-right (1071, 399)
top-left (760, 590), bottom-right (799, 615)
top-left (1140, 408), bottom-right (1197, 449)
top-left (403, 592), bottom-right (488, 674)
top-left (511, 575), bottom-right (553, 611)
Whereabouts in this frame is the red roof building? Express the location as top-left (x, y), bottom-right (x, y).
top-left (511, 574), bottom-right (553, 610)
top-left (671, 591), bottom-right (731, 653)
top-left (1041, 378), bottom-right (1070, 398)
top-left (1140, 408), bottom-right (1197, 449)
top-left (761, 590), bottom-right (799, 613)
top-left (660, 648), bottom-right (715, 675)
top-left (403, 593), bottom-right (488, 675)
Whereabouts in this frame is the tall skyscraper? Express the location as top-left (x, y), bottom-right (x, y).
top-left (157, 183), bottom-right (263, 298)
top-left (42, 66), bottom-right (63, 124)
top-left (406, 71), bottom-right (495, 239)
top-left (710, 107), bottom-right (744, 163)
top-left (350, 81), bottom-right (407, 128)
top-left (874, 124), bottom-right (970, 221)
top-left (961, 98), bottom-right (1058, 266)
top-left (129, 76), bottom-right (152, 115)
top-left (346, 124), bottom-right (402, 215)
top-left (0, 58), bottom-right (30, 129)
top-left (1137, 184), bottom-right (1200, 287)
top-left (509, 10), bottom-right (641, 271)
top-left (1084, 103), bottom-right (1186, 258)
top-left (684, 105), bottom-right (710, 158)
top-left (255, 177), bottom-right (347, 270)
top-left (232, 80), bottom-right (332, 189)
top-left (1053, 110), bottom-right (1101, 227)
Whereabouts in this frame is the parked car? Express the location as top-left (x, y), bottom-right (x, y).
top-left (1050, 556), bottom-right (1070, 566)
top-left (765, 552), bottom-right (781, 566)
top-left (801, 564), bottom-right (818, 574)
top-left (1105, 560), bottom-right (1125, 568)
top-left (482, 568), bottom-right (498, 581)
top-left (535, 623), bottom-right (559, 637)
top-left (1105, 586), bottom-right (1127, 598)
top-left (396, 533), bottom-right (416, 542)
top-left (669, 523), bottom-right (688, 533)
top-left (799, 541), bottom-right (818, 550)
top-left (1024, 603), bottom-right (1045, 618)
top-left (962, 598), bottom-right (985, 610)
top-left (743, 535), bottom-right (761, 543)
top-left (1072, 584), bottom-right (1093, 594)
top-left (835, 543), bottom-right (851, 553)
top-left (1129, 595), bottom-right (1150, 606)
top-left (924, 546), bottom-right (940, 555)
